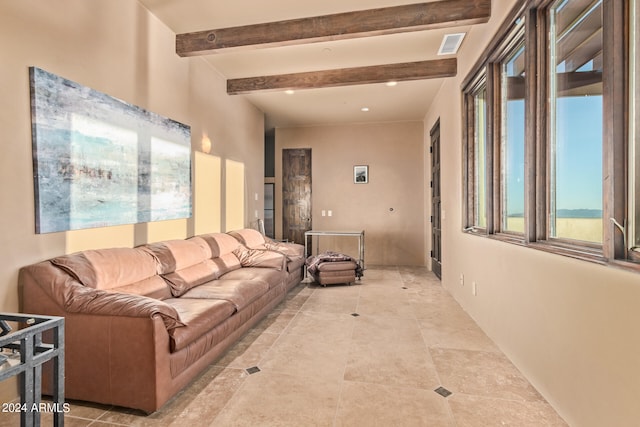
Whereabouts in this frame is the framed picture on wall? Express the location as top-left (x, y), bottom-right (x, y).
top-left (354, 165), bottom-right (368, 184)
top-left (29, 67), bottom-right (192, 233)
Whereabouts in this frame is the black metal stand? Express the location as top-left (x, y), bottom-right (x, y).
top-left (0, 313), bottom-right (65, 427)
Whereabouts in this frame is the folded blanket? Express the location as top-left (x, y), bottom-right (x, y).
top-left (305, 251), bottom-right (363, 278)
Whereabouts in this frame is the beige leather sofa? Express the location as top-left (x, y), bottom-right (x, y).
top-left (20, 229), bottom-right (304, 413)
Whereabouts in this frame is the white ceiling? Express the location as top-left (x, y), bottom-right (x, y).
top-left (138, 0), bottom-right (481, 129)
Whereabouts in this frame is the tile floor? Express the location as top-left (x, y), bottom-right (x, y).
top-left (1, 266), bottom-right (568, 426)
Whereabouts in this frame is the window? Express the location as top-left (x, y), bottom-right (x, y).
top-left (463, 75), bottom-right (488, 231)
top-left (463, 19), bottom-right (525, 236)
top-left (500, 40), bottom-right (526, 234)
top-left (548, 0), bottom-right (603, 244)
top-left (474, 85), bottom-right (488, 229)
top-left (462, 0), bottom-right (638, 270)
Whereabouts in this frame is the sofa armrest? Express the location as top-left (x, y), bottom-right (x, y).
top-left (66, 286), bottom-right (185, 331)
top-left (20, 261), bottom-right (184, 332)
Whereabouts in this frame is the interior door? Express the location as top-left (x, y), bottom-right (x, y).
top-left (430, 120), bottom-right (442, 279)
top-left (282, 148), bottom-right (312, 244)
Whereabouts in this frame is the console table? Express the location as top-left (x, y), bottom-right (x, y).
top-left (0, 313), bottom-right (65, 427)
top-left (303, 230), bottom-right (365, 273)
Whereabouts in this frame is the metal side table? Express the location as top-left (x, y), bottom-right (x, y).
top-left (303, 230), bottom-right (365, 276)
top-left (0, 313), bottom-right (65, 427)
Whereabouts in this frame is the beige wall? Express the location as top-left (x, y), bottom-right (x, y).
top-left (424, 0), bottom-right (640, 425)
top-left (0, 0), bottom-right (264, 402)
top-left (275, 122), bottom-right (426, 266)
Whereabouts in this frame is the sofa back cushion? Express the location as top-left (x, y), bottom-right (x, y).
top-left (141, 240), bottom-right (219, 297)
top-left (232, 246), bottom-right (286, 270)
top-left (190, 233), bottom-right (242, 276)
top-left (227, 229), bottom-right (266, 249)
top-left (50, 248), bottom-right (165, 296)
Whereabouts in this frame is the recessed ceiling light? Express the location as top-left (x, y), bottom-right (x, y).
top-left (386, 81), bottom-right (398, 87)
top-left (285, 90), bottom-right (295, 95)
top-left (361, 107), bottom-right (370, 112)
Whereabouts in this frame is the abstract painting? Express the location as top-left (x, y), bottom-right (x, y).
top-left (29, 67), bottom-right (192, 233)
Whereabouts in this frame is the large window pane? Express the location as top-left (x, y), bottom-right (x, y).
top-left (474, 86), bottom-right (488, 228)
top-left (501, 41), bottom-right (526, 233)
top-left (549, 0), bottom-right (603, 244)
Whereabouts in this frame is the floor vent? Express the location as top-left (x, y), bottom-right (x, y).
top-left (351, 313), bottom-right (360, 317)
top-left (434, 386), bottom-right (452, 398)
top-left (246, 366), bottom-right (261, 375)
top-left (438, 33), bottom-right (466, 55)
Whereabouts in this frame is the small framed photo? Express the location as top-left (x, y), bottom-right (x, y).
top-left (354, 165), bottom-right (369, 184)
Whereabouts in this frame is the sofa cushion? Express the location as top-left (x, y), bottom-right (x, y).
top-left (227, 229), bottom-right (266, 248)
top-left (191, 233), bottom-right (243, 276)
top-left (141, 240), bottom-right (220, 297)
top-left (164, 298), bottom-right (236, 352)
top-left (227, 228), bottom-right (305, 260)
top-left (228, 229), bottom-right (304, 272)
top-left (141, 239), bottom-right (209, 274)
top-left (51, 247), bottom-right (158, 291)
top-left (162, 261), bottom-right (221, 297)
top-left (210, 254), bottom-right (242, 277)
top-left (219, 267), bottom-right (285, 290)
top-left (193, 233), bottom-right (242, 258)
top-left (264, 240), bottom-right (304, 259)
top-left (232, 247), bottom-right (286, 270)
top-left (180, 279), bottom-right (269, 311)
top-left (109, 275), bottom-right (173, 300)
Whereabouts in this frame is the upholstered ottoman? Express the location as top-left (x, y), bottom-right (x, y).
top-left (305, 252), bottom-right (361, 286)
top-left (313, 261), bottom-right (358, 286)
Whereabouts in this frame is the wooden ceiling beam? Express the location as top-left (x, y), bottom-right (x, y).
top-left (177, 0), bottom-right (491, 56)
top-left (227, 58), bottom-right (456, 95)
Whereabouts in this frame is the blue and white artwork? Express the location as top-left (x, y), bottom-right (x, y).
top-left (29, 67), bottom-right (192, 233)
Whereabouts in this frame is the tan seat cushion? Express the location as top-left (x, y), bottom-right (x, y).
top-left (219, 267), bottom-right (285, 290)
top-left (180, 279), bottom-right (269, 311)
top-left (165, 298), bottom-right (236, 352)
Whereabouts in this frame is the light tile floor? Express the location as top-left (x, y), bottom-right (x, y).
top-left (0, 266), bottom-right (568, 426)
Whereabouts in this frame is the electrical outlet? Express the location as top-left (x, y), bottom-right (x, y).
top-left (459, 274), bottom-right (464, 286)
top-left (322, 210), bottom-right (326, 217)
top-left (328, 210), bottom-right (332, 217)
top-left (472, 281), bottom-right (477, 296)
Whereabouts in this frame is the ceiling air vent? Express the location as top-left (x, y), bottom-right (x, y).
top-left (438, 33), bottom-right (466, 55)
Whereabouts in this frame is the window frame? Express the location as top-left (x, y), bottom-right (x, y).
top-left (462, 72), bottom-right (489, 233)
top-left (462, 4), bottom-right (529, 243)
top-left (496, 24), bottom-right (527, 237)
top-left (462, 0), bottom-right (636, 271)
top-left (545, 0), bottom-right (605, 248)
